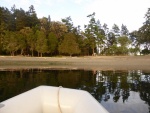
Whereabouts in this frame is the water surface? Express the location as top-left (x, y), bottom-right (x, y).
top-left (0, 69), bottom-right (149, 113)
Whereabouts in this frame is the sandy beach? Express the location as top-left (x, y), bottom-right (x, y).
top-left (0, 56), bottom-right (150, 71)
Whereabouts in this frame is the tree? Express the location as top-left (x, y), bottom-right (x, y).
top-left (112, 24), bottom-right (120, 36)
top-left (47, 32), bottom-right (58, 55)
top-left (141, 48), bottom-right (150, 55)
top-left (138, 24), bottom-right (150, 50)
top-left (0, 24), bottom-right (5, 54)
top-left (28, 5), bottom-right (35, 14)
top-left (138, 8), bottom-right (150, 50)
top-left (118, 36), bottom-right (131, 47)
top-left (0, 7), bottom-right (11, 30)
top-left (85, 12), bottom-right (106, 55)
top-left (58, 33), bottom-right (80, 56)
top-left (16, 32), bottom-right (27, 55)
top-left (103, 23), bottom-right (109, 35)
top-left (129, 30), bottom-right (140, 55)
top-left (107, 32), bottom-right (116, 47)
top-left (129, 47), bottom-right (140, 55)
top-left (26, 5), bottom-right (39, 28)
top-left (129, 30), bottom-right (139, 46)
top-left (3, 31), bottom-right (19, 56)
top-left (81, 37), bottom-right (92, 55)
top-left (84, 13), bottom-right (97, 55)
top-left (62, 16), bottom-right (74, 32)
top-left (15, 8), bottom-right (27, 31)
top-left (0, 22), bottom-right (7, 54)
top-left (121, 24), bottom-right (129, 36)
top-left (35, 30), bottom-right (48, 57)
top-left (50, 21), bottom-right (67, 39)
top-left (117, 36), bottom-right (131, 55)
top-left (39, 17), bottom-right (51, 37)
top-left (28, 32), bottom-right (37, 56)
top-left (144, 8), bottom-right (150, 25)
top-left (0, 7), bottom-right (16, 54)
top-left (20, 27), bottom-right (35, 56)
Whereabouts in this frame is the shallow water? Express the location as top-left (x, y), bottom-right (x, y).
top-left (0, 69), bottom-right (149, 113)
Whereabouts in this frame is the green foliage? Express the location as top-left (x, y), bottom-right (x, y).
top-left (62, 16), bottom-right (74, 32)
top-left (118, 36), bottom-right (131, 47)
top-left (35, 30), bottom-right (48, 57)
top-left (51, 21), bottom-right (67, 39)
top-left (121, 24), bottom-right (129, 36)
top-left (39, 17), bottom-right (50, 36)
top-left (16, 32), bottom-right (27, 55)
top-left (138, 24), bottom-right (150, 50)
top-left (3, 31), bottom-right (19, 55)
top-left (0, 5), bottom-right (150, 56)
top-left (102, 45), bottom-right (129, 55)
top-left (15, 9), bottom-right (27, 30)
top-left (141, 48), bottom-right (150, 55)
top-left (137, 8), bottom-right (150, 50)
top-left (107, 32), bottom-right (116, 46)
top-left (58, 33), bottom-right (81, 56)
top-left (129, 30), bottom-right (140, 47)
top-left (26, 29), bottom-right (37, 56)
top-left (112, 24), bottom-right (120, 36)
top-left (85, 12), bottom-right (106, 55)
top-left (47, 32), bottom-right (58, 54)
top-left (0, 7), bottom-right (12, 31)
top-left (129, 47), bottom-right (140, 55)
top-left (80, 38), bottom-right (92, 55)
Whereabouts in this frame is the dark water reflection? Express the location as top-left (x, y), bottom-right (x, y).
top-left (0, 69), bottom-right (149, 113)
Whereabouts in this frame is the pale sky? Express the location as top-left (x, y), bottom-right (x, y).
top-left (0, 0), bottom-right (150, 32)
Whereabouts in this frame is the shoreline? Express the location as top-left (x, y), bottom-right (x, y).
top-left (0, 56), bottom-right (150, 71)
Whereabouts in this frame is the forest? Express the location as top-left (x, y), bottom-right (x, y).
top-left (0, 5), bottom-right (150, 57)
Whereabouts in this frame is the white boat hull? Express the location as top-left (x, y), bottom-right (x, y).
top-left (0, 86), bottom-right (109, 113)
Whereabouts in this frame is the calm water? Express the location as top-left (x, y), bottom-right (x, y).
top-left (0, 69), bottom-right (150, 113)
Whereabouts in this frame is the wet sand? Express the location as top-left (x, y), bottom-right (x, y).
top-left (0, 56), bottom-right (150, 71)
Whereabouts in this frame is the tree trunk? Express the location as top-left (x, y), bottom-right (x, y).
top-left (12, 51), bottom-right (15, 56)
top-left (21, 49), bottom-right (24, 55)
top-left (38, 52), bottom-right (39, 57)
top-left (92, 48), bottom-right (94, 56)
top-left (31, 50), bottom-right (34, 57)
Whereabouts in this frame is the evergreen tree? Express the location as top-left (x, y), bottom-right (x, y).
top-left (35, 30), bottom-right (48, 57)
top-left (16, 8), bottom-right (27, 30)
top-left (28, 32), bottom-right (36, 56)
top-left (51, 21), bottom-right (67, 38)
top-left (112, 24), bottom-right (120, 36)
top-left (39, 17), bottom-right (50, 37)
top-left (58, 33), bottom-right (80, 56)
top-left (47, 32), bottom-right (58, 55)
top-left (16, 31), bottom-right (27, 55)
top-left (85, 12), bottom-right (105, 55)
top-left (121, 24), bottom-right (129, 36)
top-left (26, 5), bottom-right (39, 28)
top-left (138, 8), bottom-right (150, 51)
top-left (118, 36), bottom-right (131, 55)
top-left (3, 31), bottom-right (19, 56)
top-left (107, 32), bottom-right (116, 46)
top-left (62, 16), bottom-right (74, 32)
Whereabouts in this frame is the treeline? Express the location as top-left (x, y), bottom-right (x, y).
top-left (0, 5), bottom-right (150, 56)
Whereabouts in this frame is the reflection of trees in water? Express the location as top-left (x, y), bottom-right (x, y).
top-left (140, 82), bottom-right (150, 104)
top-left (131, 71), bottom-right (150, 111)
top-left (139, 80), bottom-right (150, 113)
top-left (0, 69), bottom-right (149, 110)
top-left (0, 69), bottom-right (95, 101)
top-left (80, 70), bottom-right (149, 106)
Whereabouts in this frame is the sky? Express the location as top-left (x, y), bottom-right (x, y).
top-left (0, 0), bottom-right (150, 32)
